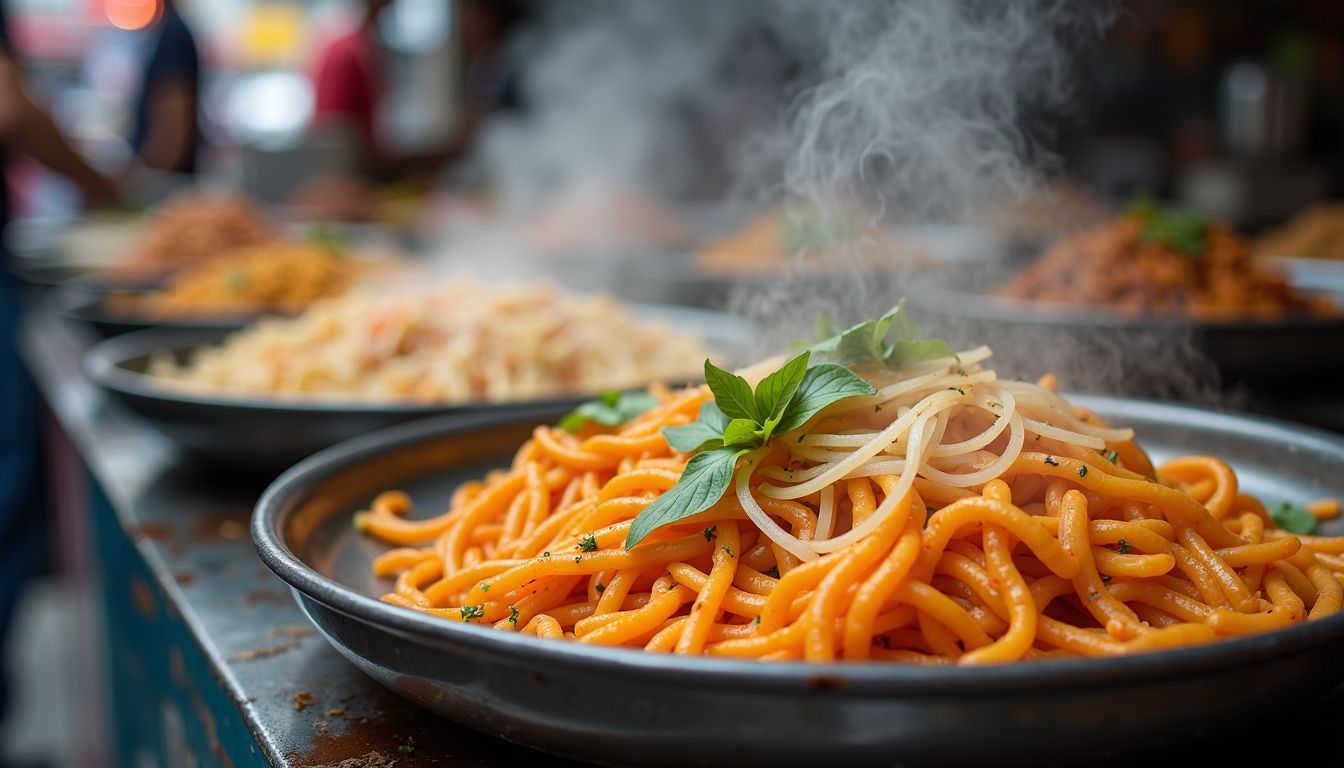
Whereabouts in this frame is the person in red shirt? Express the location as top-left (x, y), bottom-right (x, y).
top-left (312, 0), bottom-right (388, 165)
top-left (310, 0), bottom-right (525, 184)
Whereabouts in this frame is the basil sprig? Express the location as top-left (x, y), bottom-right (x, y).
top-left (559, 390), bottom-right (659, 433)
top-left (1269, 502), bottom-right (1317, 535)
top-left (809, 301), bottom-right (956, 370)
top-left (626, 351), bottom-right (874, 547)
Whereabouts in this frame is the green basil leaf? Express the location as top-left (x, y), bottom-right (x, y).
top-left (753, 351), bottom-right (809, 425)
top-left (885, 338), bottom-right (957, 370)
top-left (775, 363), bottom-right (875, 434)
top-left (815, 313), bottom-right (841, 343)
top-left (1269, 502), bottom-right (1318, 535)
top-left (884, 299), bottom-right (917, 339)
top-left (703, 359), bottom-right (758, 422)
top-left (625, 447), bottom-right (746, 548)
top-left (661, 401), bottom-right (730, 453)
top-left (559, 390), bottom-right (659, 433)
top-left (722, 418), bottom-right (764, 449)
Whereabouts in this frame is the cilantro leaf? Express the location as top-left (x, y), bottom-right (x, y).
top-left (559, 390), bottom-right (659, 433)
top-left (1270, 502), bottom-right (1318, 535)
top-left (775, 363), bottom-right (876, 434)
top-left (662, 401), bottom-right (730, 453)
top-left (703, 360), bottom-right (759, 422)
top-left (625, 447), bottom-right (746, 548)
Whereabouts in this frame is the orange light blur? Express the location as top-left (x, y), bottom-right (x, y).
top-left (106, 0), bottom-right (162, 31)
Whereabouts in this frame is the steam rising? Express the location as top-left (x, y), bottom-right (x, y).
top-left (447, 0), bottom-right (1221, 402)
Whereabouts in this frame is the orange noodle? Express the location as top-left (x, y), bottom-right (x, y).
top-left (356, 346), bottom-right (1343, 663)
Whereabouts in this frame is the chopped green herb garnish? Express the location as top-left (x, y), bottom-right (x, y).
top-left (459, 605), bottom-right (485, 622)
top-left (559, 390), bottom-right (660, 433)
top-left (1117, 538), bottom-right (1131, 555)
top-left (703, 526), bottom-right (717, 541)
top-left (1044, 456), bottom-right (1059, 467)
top-left (1127, 195), bottom-right (1208, 259)
top-left (1105, 450), bottom-right (1119, 464)
top-left (1077, 466), bottom-right (1088, 478)
top-left (573, 555), bottom-right (582, 563)
top-left (1088, 591), bottom-right (1100, 601)
top-left (225, 269), bottom-right (249, 294)
top-left (577, 533), bottom-right (598, 552)
top-left (948, 387), bottom-right (965, 395)
top-left (1100, 574), bottom-right (1112, 583)
top-left (507, 606), bottom-right (519, 626)
top-left (595, 583), bottom-right (605, 594)
top-left (480, 582), bottom-right (491, 592)
top-left (721, 545), bottom-right (735, 557)
top-left (764, 566), bottom-right (780, 579)
top-left (542, 551), bottom-right (550, 558)
top-left (397, 736), bottom-right (416, 755)
top-left (1270, 502), bottom-right (1318, 535)
top-left (753, 615), bottom-right (762, 625)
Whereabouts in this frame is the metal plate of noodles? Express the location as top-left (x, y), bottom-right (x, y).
top-left (85, 304), bottom-right (749, 470)
top-left (253, 396), bottom-right (1344, 766)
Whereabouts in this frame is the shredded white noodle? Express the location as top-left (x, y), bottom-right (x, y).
top-left (149, 282), bottom-right (711, 404)
top-left (737, 347), bottom-right (1134, 561)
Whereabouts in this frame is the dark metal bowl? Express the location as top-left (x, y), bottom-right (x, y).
top-left (253, 396), bottom-right (1344, 766)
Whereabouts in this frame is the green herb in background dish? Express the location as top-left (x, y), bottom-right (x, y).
top-left (306, 222), bottom-right (353, 255)
top-left (626, 351), bottom-right (875, 548)
top-left (1126, 195), bottom-right (1209, 259)
top-left (559, 390), bottom-right (659, 433)
top-left (809, 301), bottom-right (956, 371)
top-left (225, 268), bottom-right (249, 294)
top-left (1270, 502), bottom-right (1318, 535)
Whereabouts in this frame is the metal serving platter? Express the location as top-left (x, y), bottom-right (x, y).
top-left (85, 305), bottom-right (749, 470)
top-left (51, 283), bottom-right (256, 338)
top-left (906, 267), bottom-right (1344, 392)
top-left (254, 396), bottom-right (1344, 766)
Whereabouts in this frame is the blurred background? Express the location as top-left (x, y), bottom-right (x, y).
top-left (4, 0), bottom-right (1344, 227)
top-left (3, 1), bottom-right (1344, 765)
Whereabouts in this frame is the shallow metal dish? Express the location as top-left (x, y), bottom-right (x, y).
top-left (254, 397), bottom-right (1344, 766)
top-left (86, 305), bottom-right (749, 469)
top-left (907, 268), bottom-right (1344, 392)
top-left (51, 283), bottom-right (255, 338)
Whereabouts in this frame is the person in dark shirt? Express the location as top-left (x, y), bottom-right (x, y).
top-left (130, 0), bottom-right (200, 173)
top-left (0, 0), bottom-right (116, 723)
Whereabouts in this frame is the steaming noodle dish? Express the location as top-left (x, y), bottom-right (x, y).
top-left (356, 306), bottom-right (1343, 663)
top-left (149, 282), bottom-right (710, 404)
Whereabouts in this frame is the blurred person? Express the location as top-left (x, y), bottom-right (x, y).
top-left (0, 0), bottom-right (116, 725)
top-left (130, 0), bottom-right (201, 174)
top-left (311, 0), bottom-right (525, 182)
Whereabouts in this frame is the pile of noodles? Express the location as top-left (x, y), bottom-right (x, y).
top-left (357, 347), bottom-right (1343, 663)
